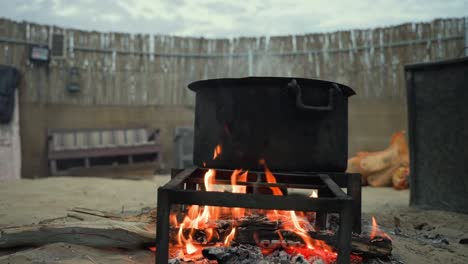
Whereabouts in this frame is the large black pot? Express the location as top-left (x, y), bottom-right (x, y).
top-left (188, 77), bottom-right (355, 172)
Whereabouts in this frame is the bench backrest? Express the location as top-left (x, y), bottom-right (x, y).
top-left (48, 128), bottom-right (158, 152)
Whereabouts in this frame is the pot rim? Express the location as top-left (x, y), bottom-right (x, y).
top-left (188, 77), bottom-right (356, 97)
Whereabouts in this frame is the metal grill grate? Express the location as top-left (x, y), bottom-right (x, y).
top-left (156, 168), bottom-right (361, 264)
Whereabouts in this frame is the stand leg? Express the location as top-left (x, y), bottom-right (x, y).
top-left (156, 188), bottom-right (170, 264)
top-left (336, 204), bottom-right (352, 264)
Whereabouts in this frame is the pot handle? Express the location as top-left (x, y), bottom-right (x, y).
top-left (288, 79), bottom-right (336, 111)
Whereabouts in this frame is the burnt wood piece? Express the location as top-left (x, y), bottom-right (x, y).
top-left (232, 217), bottom-right (390, 257)
top-left (0, 220), bottom-right (155, 249)
top-left (170, 216), bottom-right (391, 258)
top-left (172, 227), bottom-right (391, 258)
top-left (310, 232), bottom-right (392, 257)
top-left (202, 244), bottom-right (264, 263)
top-left (68, 207), bottom-right (157, 223)
top-left (234, 228), bottom-right (391, 257)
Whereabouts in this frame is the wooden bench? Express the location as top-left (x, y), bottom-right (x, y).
top-left (47, 127), bottom-right (161, 175)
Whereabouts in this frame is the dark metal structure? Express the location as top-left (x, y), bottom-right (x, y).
top-left (156, 168), bottom-right (361, 264)
top-left (405, 57), bottom-right (468, 214)
top-left (188, 77), bottom-right (355, 172)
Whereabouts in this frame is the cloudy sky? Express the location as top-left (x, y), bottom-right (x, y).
top-left (1, 0), bottom-right (467, 37)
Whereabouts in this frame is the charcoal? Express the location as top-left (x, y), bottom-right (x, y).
top-left (291, 254), bottom-right (309, 264)
top-left (203, 244), bottom-right (263, 264)
top-left (202, 247), bottom-right (230, 261)
top-left (278, 250), bottom-right (292, 261)
top-left (327, 214), bottom-right (340, 233)
top-left (307, 257), bottom-right (325, 264)
top-left (423, 234), bottom-right (449, 246)
top-left (168, 258), bottom-right (181, 264)
top-left (230, 244), bottom-right (263, 263)
top-left (263, 249), bottom-right (293, 264)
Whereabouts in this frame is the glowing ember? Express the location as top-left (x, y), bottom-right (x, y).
top-left (370, 216), bottom-right (391, 240)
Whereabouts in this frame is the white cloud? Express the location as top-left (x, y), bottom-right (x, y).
top-left (1, 0), bottom-right (467, 37)
top-left (54, 6), bottom-right (80, 17)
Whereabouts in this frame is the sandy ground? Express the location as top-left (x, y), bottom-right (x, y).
top-left (0, 176), bottom-right (171, 227)
top-left (0, 176), bottom-right (467, 263)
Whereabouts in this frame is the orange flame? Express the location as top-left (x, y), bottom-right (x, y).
top-left (185, 236), bottom-right (198, 255)
top-left (177, 224), bottom-right (184, 245)
top-left (224, 227), bottom-right (236, 246)
top-left (231, 169), bottom-right (248, 193)
top-left (205, 228), bottom-right (214, 242)
top-left (204, 169), bottom-right (216, 192)
top-left (213, 144), bottom-right (222, 160)
top-left (260, 159), bottom-right (283, 196)
top-left (370, 216), bottom-right (391, 240)
top-left (290, 211), bottom-right (306, 233)
top-left (295, 230), bottom-right (316, 250)
top-left (170, 214), bottom-right (178, 227)
top-left (231, 169), bottom-right (248, 218)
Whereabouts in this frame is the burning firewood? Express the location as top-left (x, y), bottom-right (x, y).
top-left (169, 215), bottom-right (392, 259)
top-left (347, 131), bottom-right (410, 188)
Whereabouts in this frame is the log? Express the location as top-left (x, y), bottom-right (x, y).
top-left (346, 130), bottom-right (409, 187)
top-left (233, 215), bottom-right (392, 256)
top-left (309, 231), bottom-right (393, 257)
top-left (69, 207), bottom-right (157, 223)
top-left (0, 220), bottom-right (155, 249)
top-left (174, 215), bottom-right (392, 257)
top-left (234, 227), bottom-right (392, 257)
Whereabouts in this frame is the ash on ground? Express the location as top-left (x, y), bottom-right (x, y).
top-left (167, 244), bottom-right (340, 264)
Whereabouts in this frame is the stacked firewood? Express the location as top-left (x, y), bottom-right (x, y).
top-left (347, 131), bottom-right (410, 189)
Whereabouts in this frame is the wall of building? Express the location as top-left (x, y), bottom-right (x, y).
top-left (0, 17), bottom-right (465, 178)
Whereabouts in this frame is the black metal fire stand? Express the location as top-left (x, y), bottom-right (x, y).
top-left (156, 168), bottom-right (361, 264)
